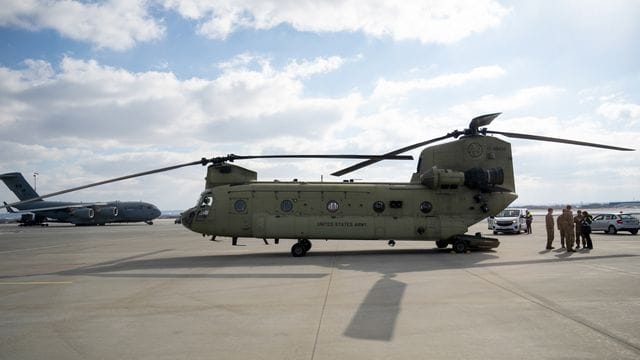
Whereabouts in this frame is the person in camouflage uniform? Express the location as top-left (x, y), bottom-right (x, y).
top-left (564, 205), bottom-right (576, 252)
top-left (545, 208), bottom-right (555, 249)
top-left (574, 210), bottom-right (584, 249)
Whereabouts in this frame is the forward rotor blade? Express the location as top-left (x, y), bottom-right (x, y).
top-left (331, 133), bottom-right (454, 177)
top-left (5, 160), bottom-right (205, 207)
top-left (5, 154), bottom-right (414, 207)
top-left (486, 130), bottom-right (635, 151)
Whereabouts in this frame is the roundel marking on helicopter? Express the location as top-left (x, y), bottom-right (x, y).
top-left (467, 142), bottom-right (483, 158)
top-left (326, 200), bottom-right (339, 213)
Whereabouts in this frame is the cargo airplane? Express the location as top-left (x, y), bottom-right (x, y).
top-left (1, 172), bottom-right (161, 226)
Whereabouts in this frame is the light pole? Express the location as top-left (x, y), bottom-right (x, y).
top-left (33, 172), bottom-right (39, 192)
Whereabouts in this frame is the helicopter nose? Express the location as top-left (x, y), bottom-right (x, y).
top-left (181, 208), bottom-right (196, 229)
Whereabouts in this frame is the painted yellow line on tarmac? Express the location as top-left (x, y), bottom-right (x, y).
top-left (0, 281), bottom-right (72, 285)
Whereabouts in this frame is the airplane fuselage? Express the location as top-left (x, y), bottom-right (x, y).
top-left (13, 200), bottom-right (161, 225)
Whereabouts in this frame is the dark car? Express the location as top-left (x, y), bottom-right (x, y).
top-left (591, 213), bottom-right (639, 234)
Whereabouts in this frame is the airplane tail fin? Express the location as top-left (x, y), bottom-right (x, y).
top-left (0, 172), bottom-right (41, 201)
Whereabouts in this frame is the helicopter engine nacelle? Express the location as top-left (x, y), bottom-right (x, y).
top-left (464, 167), bottom-right (504, 190)
top-left (419, 166), bottom-right (465, 189)
top-left (206, 164), bottom-right (257, 188)
top-left (419, 166), bottom-right (504, 191)
top-left (71, 208), bottom-right (95, 219)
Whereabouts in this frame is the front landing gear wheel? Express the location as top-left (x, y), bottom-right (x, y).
top-left (453, 239), bottom-right (468, 253)
top-left (291, 243), bottom-right (306, 257)
top-left (435, 240), bottom-right (448, 249)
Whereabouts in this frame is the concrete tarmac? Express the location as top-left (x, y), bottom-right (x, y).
top-left (1, 219), bottom-right (639, 359)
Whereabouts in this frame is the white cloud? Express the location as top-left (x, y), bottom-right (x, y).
top-left (372, 65), bottom-right (506, 99)
top-left (162, 0), bottom-right (510, 43)
top-left (597, 101), bottom-right (640, 124)
top-left (451, 86), bottom-right (565, 117)
top-left (0, 0), bottom-right (165, 51)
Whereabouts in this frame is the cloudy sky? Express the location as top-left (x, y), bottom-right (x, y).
top-left (1, 0), bottom-right (638, 210)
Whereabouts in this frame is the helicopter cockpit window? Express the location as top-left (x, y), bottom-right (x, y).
top-left (200, 195), bottom-right (213, 208)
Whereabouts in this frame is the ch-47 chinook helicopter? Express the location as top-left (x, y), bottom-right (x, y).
top-left (5, 113), bottom-right (634, 256)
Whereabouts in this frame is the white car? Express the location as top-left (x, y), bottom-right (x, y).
top-left (591, 213), bottom-right (639, 235)
top-left (488, 208), bottom-right (528, 234)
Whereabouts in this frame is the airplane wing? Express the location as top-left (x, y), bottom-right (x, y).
top-left (3, 202), bottom-right (16, 213)
top-left (2, 202), bottom-right (108, 214)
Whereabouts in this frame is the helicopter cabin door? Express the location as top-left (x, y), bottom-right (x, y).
top-left (227, 191), bottom-right (252, 236)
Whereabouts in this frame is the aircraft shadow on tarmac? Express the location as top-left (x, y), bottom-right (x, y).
top-left (4, 248), bottom-right (636, 342)
top-left (46, 249), bottom-right (636, 342)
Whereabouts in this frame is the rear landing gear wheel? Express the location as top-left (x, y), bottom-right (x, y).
top-left (300, 239), bottom-right (312, 252)
top-left (453, 239), bottom-right (468, 253)
top-left (291, 243), bottom-right (306, 257)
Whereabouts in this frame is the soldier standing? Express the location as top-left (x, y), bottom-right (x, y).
top-left (557, 208), bottom-right (567, 248)
top-left (545, 208), bottom-right (555, 249)
top-left (574, 210), bottom-right (584, 249)
top-left (564, 205), bottom-right (576, 252)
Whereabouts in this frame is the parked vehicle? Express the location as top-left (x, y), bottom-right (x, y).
top-left (488, 208), bottom-right (528, 234)
top-left (591, 213), bottom-right (639, 234)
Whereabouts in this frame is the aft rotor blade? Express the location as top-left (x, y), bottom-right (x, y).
top-left (331, 133), bottom-right (455, 177)
top-left (229, 154), bottom-right (413, 161)
top-left (486, 130), bottom-right (635, 151)
top-left (469, 112), bottom-right (501, 131)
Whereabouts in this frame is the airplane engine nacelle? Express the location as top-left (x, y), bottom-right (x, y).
top-left (71, 208), bottom-right (95, 219)
top-left (96, 206), bottom-right (118, 217)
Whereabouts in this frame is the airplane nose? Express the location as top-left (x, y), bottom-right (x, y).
top-left (153, 207), bottom-right (161, 218)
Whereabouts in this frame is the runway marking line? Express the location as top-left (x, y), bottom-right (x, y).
top-left (0, 244), bottom-right (67, 254)
top-left (0, 281), bottom-right (72, 285)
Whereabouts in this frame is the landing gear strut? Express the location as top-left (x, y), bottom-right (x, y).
top-left (291, 239), bottom-right (312, 257)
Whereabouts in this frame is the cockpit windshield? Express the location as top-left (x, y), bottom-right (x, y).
top-left (199, 193), bottom-right (213, 208)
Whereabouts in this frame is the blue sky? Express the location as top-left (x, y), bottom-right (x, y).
top-left (1, 0), bottom-right (639, 210)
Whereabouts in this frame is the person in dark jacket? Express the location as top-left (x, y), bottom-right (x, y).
top-left (581, 211), bottom-right (594, 249)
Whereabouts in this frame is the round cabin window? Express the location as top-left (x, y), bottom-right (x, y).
top-left (372, 201), bottom-right (385, 213)
top-left (420, 201), bottom-right (433, 214)
top-left (326, 200), bottom-right (339, 213)
top-left (280, 199), bottom-right (294, 213)
top-left (234, 199), bottom-right (247, 213)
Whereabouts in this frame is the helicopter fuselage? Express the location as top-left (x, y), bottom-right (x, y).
top-left (181, 135), bottom-right (519, 252)
top-left (182, 180), bottom-right (517, 242)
